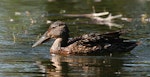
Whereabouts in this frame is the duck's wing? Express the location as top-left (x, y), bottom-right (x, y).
top-left (100, 31), bottom-right (122, 38)
top-left (66, 31), bottom-right (121, 54)
top-left (81, 31), bottom-right (126, 44)
top-left (66, 33), bottom-right (101, 54)
top-left (67, 31), bottom-right (124, 45)
top-left (66, 31), bottom-right (138, 54)
top-left (98, 31), bottom-right (138, 52)
top-left (99, 31), bottom-right (127, 43)
top-left (67, 36), bottom-right (82, 45)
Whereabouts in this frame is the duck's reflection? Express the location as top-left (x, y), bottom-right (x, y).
top-left (36, 54), bottom-right (125, 77)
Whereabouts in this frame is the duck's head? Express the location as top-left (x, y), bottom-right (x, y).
top-left (32, 21), bottom-right (69, 47)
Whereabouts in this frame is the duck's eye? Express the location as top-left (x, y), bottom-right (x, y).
top-left (51, 26), bottom-right (55, 28)
top-left (58, 23), bottom-right (65, 26)
top-left (58, 24), bottom-right (62, 26)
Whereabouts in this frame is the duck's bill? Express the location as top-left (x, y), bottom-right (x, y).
top-left (32, 32), bottom-right (50, 47)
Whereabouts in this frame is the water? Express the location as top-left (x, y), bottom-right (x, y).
top-left (0, 0), bottom-right (149, 77)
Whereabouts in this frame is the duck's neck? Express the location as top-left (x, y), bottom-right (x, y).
top-left (50, 37), bottom-right (68, 52)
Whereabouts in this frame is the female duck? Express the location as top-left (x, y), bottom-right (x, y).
top-left (32, 21), bottom-right (138, 55)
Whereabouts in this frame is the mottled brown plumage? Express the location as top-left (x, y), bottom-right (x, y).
top-left (32, 21), bottom-right (138, 55)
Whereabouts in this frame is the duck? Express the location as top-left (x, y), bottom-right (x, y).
top-left (32, 21), bottom-right (139, 55)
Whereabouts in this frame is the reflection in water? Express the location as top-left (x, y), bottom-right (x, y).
top-left (36, 54), bottom-right (125, 77)
top-left (35, 52), bottom-right (150, 77)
